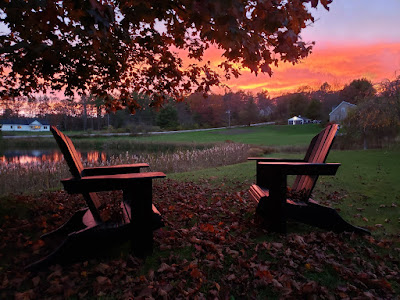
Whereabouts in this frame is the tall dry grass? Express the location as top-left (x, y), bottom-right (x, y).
top-left (106, 143), bottom-right (250, 173)
top-left (0, 143), bottom-right (250, 195)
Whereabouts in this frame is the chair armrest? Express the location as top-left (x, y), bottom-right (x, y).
top-left (257, 162), bottom-right (340, 175)
top-left (61, 172), bottom-right (166, 194)
top-left (248, 157), bottom-right (304, 163)
top-left (81, 163), bottom-right (149, 176)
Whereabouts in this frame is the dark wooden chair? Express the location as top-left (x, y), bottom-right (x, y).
top-left (26, 126), bottom-right (166, 270)
top-left (248, 124), bottom-right (370, 235)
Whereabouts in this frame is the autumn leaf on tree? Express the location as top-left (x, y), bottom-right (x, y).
top-left (0, 0), bottom-right (332, 112)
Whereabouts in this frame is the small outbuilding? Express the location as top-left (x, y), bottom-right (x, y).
top-left (288, 115), bottom-right (312, 125)
top-left (0, 119), bottom-right (50, 132)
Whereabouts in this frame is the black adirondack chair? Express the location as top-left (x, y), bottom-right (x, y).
top-left (26, 126), bottom-right (166, 270)
top-left (248, 124), bottom-right (370, 235)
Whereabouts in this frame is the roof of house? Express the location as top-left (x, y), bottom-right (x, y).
top-left (288, 116), bottom-right (303, 121)
top-left (0, 118), bottom-right (50, 125)
top-left (329, 101), bottom-right (357, 115)
top-left (288, 115), bottom-right (310, 121)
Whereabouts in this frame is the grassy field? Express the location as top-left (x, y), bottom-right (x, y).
top-left (0, 131), bottom-right (53, 136)
top-left (1, 124), bottom-right (322, 152)
top-left (169, 148), bottom-right (400, 236)
top-left (136, 124), bottom-right (322, 146)
top-left (1, 124), bottom-right (321, 145)
top-left (81, 123), bottom-right (321, 151)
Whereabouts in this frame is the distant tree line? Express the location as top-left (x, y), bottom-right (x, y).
top-left (1, 77), bottom-right (400, 148)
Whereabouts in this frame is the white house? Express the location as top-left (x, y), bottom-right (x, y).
top-left (288, 115), bottom-right (312, 125)
top-left (0, 119), bottom-right (50, 132)
top-left (329, 101), bottom-right (357, 123)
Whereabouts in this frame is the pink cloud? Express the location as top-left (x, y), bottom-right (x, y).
top-left (198, 42), bottom-right (400, 97)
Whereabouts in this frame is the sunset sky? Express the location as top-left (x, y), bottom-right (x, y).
top-left (208, 0), bottom-right (400, 97)
top-left (1, 0), bottom-right (399, 101)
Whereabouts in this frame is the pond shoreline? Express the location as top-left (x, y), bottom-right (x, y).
top-left (1, 122), bottom-right (275, 139)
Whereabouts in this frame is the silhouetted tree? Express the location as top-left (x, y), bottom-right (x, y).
top-left (344, 97), bottom-right (400, 149)
top-left (256, 91), bottom-right (274, 120)
top-left (273, 95), bottom-right (290, 120)
top-left (176, 102), bottom-right (195, 128)
top-left (0, 0), bottom-right (332, 112)
top-left (239, 98), bottom-right (259, 125)
top-left (156, 105), bottom-right (179, 130)
top-left (340, 78), bottom-right (376, 104)
top-left (289, 93), bottom-right (309, 117)
top-left (320, 82), bottom-right (332, 93)
top-left (306, 98), bottom-right (322, 120)
top-left (380, 76), bottom-right (400, 119)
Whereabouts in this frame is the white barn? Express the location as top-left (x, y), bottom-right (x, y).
top-left (0, 119), bottom-right (50, 132)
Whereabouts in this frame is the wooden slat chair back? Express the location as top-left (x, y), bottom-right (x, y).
top-left (51, 126), bottom-right (84, 178)
top-left (248, 123), bottom-right (369, 235)
top-left (291, 124), bottom-right (338, 201)
top-left (51, 126), bottom-right (102, 221)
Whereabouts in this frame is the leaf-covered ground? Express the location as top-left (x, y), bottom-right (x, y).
top-left (1, 179), bottom-right (399, 299)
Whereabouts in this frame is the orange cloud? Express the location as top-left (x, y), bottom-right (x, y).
top-left (190, 42), bottom-right (400, 97)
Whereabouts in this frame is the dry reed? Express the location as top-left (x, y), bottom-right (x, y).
top-left (0, 143), bottom-right (250, 195)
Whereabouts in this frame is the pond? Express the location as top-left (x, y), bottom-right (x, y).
top-left (0, 149), bottom-right (110, 165)
top-left (0, 140), bottom-right (194, 165)
top-left (0, 141), bottom-right (219, 166)
top-left (0, 139), bottom-right (217, 166)
top-left (0, 148), bottom-right (109, 165)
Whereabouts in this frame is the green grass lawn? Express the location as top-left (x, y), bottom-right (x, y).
top-left (137, 124), bottom-right (322, 146)
top-left (2, 124), bottom-right (321, 145)
top-left (1, 124), bottom-right (322, 151)
top-left (63, 124), bottom-right (321, 148)
top-left (0, 131), bottom-right (52, 136)
top-left (72, 123), bottom-right (321, 152)
top-left (323, 149), bottom-right (400, 235)
top-left (169, 148), bottom-right (400, 236)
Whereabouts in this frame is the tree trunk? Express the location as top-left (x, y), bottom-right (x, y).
top-left (63, 115), bottom-right (68, 131)
top-left (363, 130), bottom-right (368, 150)
top-left (82, 95), bottom-right (88, 131)
top-left (97, 106), bottom-right (101, 130)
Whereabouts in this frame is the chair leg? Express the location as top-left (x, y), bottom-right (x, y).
top-left (26, 222), bottom-right (134, 271)
top-left (41, 208), bottom-right (88, 239)
top-left (26, 226), bottom-right (98, 271)
top-left (285, 201), bottom-right (371, 235)
top-left (27, 187), bottom-right (164, 270)
top-left (125, 179), bottom-right (154, 258)
top-left (151, 208), bottom-right (164, 230)
top-left (256, 175), bottom-right (287, 234)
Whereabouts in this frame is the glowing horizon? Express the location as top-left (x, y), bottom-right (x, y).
top-left (203, 0), bottom-right (400, 98)
top-left (208, 42), bottom-right (400, 97)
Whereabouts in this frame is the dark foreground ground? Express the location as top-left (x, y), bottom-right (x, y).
top-left (1, 179), bottom-right (399, 299)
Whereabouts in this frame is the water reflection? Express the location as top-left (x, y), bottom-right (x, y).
top-left (0, 149), bottom-right (109, 165)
